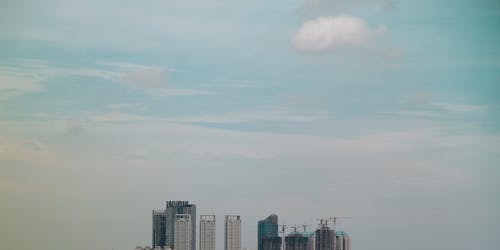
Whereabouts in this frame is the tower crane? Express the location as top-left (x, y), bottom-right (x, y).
top-left (290, 225), bottom-right (299, 233)
top-left (328, 217), bottom-right (352, 231)
top-left (279, 224), bottom-right (287, 250)
top-left (302, 224), bottom-right (311, 233)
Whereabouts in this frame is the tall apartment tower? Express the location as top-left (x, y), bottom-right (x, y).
top-left (258, 214), bottom-right (279, 250)
top-left (200, 215), bottom-right (216, 250)
top-left (305, 232), bottom-right (316, 250)
top-left (285, 232), bottom-right (309, 250)
top-left (153, 209), bottom-right (167, 248)
top-left (174, 214), bottom-right (192, 250)
top-left (165, 201), bottom-right (196, 250)
top-left (334, 231), bottom-right (351, 250)
top-left (261, 237), bottom-right (282, 250)
top-left (225, 215), bottom-right (242, 250)
top-left (315, 220), bottom-right (335, 250)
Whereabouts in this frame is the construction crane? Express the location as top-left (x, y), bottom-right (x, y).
top-left (316, 218), bottom-right (330, 227)
top-left (290, 225), bottom-right (299, 233)
top-left (279, 224), bottom-right (287, 250)
top-left (302, 224), bottom-right (311, 233)
top-left (329, 217), bottom-right (352, 231)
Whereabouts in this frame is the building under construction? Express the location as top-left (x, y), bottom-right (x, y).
top-left (314, 220), bottom-right (335, 250)
top-left (285, 231), bottom-right (309, 250)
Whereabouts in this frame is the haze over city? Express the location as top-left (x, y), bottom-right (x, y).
top-left (1, 1), bottom-right (499, 250)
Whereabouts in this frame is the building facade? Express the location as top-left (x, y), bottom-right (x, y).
top-left (225, 215), bottom-right (242, 250)
top-left (200, 215), bottom-right (216, 250)
top-left (261, 236), bottom-right (282, 250)
top-left (315, 221), bottom-right (335, 250)
top-left (258, 214), bottom-right (279, 250)
top-left (305, 232), bottom-right (316, 250)
top-left (174, 214), bottom-right (192, 250)
top-left (334, 231), bottom-right (351, 250)
top-left (165, 201), bottom-right (197, 250)
top-left (153, 209), bottom-right (167, 248)
top-left (285, 232), bottom-right (309, 250)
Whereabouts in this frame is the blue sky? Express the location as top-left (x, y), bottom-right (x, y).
top-left (1, 0), bottom-right (499, 250)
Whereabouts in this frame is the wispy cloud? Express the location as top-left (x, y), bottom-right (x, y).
top-left (121, 68), bottom-right (169, 89)
top-left (0, 74), bottom-right (45, 100)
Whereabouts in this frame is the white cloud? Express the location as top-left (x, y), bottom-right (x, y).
top-left (291, 15), bottom-right (387, 52)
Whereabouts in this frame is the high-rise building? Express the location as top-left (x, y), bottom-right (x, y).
top-left (225, 215), bottom-right (242, 250)
top-left (174, 214), bottom-right (192, 250)
top-left (200, 215), bottom-right (216, 250)
top-left (261, 236), bottom-right (281, 250)
top-left (304, 232), bottom-right (316, 250)
top-left (165, 201), bottom-right (197, 250)
top-left (258, 214), bottom-right (279, 250)
top-left (285, 232), bottom-right (309, 250)
top-left (334, 231), bottom-right (350, 250)
top-left (153, 209), bottom-right (167, 248)
top-left (315, 221), bottom-right (335, 250)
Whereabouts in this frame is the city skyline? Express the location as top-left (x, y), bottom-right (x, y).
top-left (147, 202), bottom-right (351, 250)
top-left (1, 1), bottom-right (499, 250)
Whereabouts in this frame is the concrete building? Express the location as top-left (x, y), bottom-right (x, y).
top-left (165, 201), bottom-right (196, 250)
top-left (260, 236), bottom-right (281, 250)
top-left (334, 231), bottom-right (351, 250)
top-left (225, 215), bottom-right (242, 250)
top-left (285, 232), bottom-right (309, 250)
top-left (304, 232), bottom-right (316, 250)
top-left (258, 214), bottom-right (279, 250)
top-left (153, 209), bottom-right (167, 248)
top-left (200, 215), bottom-right (216, 250)
top-left (315, 221), bottom-right (335, 250)
top-left (174, 214), bottom-right (192, 250)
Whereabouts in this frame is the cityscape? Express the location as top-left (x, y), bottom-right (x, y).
top-left (135, 201), bottom-right (350, 250)
top-left (1, 1), bottom-right (498, 250)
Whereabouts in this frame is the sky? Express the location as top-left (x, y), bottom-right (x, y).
top-left (0, 0), bottom-right (499, 249)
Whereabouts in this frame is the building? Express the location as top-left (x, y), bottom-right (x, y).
top-left (153, 209), bottom-right (167, 248)
top-left (135, 246), bottom-right (152, 250)
top-left (174, 214), bottom-right (192, 250)
top-left (334, 231), bottom-right (351, 250)
top-left (225, 215), bottom-right (242, 250)
top-left (200, 215), bottom-right (216, 250)
top-left (304, 232), bottom-right (315, 250)
top-left (261, 236), bottom-right (281, 250)
top-left (258, 214), bottom-right (279, 250)
top-left (285, 232), bottom-right (309, 250)
top-left (165, 201), bottom-right (197, 250)
top-left (315, 220), bottom-right (335, 250)
top-left (138, 244), bottom-right (172, 249)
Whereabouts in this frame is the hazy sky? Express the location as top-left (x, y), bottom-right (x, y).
top-left (1, 0), bottom-right (499, 250)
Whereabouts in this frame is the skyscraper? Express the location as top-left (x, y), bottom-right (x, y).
top-left (315, 221), bottom-right (335, 250)
top-left (174, 214), bottom-right (192, 250)
top-left (165, 201), bottom-right (196, 250)
top-left (153, 209), bottom-right (167, 248)
top-left (225, 215), bottom-right (241, 250)
top-left (258, 214), bottom-right (279, 250)
top-left (200, 215), bottom-right (216, 250)
top-left (334, 231), bottom-right (350, 250)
